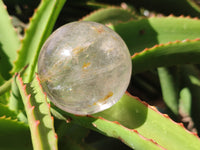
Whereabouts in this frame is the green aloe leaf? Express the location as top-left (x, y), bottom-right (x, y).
top-left (179, 65), bottom-right (200, 133)
top-left (90, 116), bottom-right (164, 150)
top-left (16, 74), bottom-right (58, 150)
top-left (96, 94), bottom-right (200, 149)
top-left (8, 73), bottom-right (27, 123)
top-left (83, 13), bottom-right (200, 74)
top-left (187, 0), bottom-right (200, 13)
top-left (0, 92), bottom-right (9, 105)
top-left (111, 16), bottom-right (200, 117)
top-left (0, 116), bottom-right (32, 150)
top-left (0, 74), bottom-right (10, 105)
top-left (11, 0), bottom-right (66, 83)
top-left (0, 78), bottom-right (12, 96)
top-left (0, 103), bottom-right (17, 119)
top-left (50, 93), bottom-right (200, 149)
top-left (82, 7), bottom-right (136, 24)
top-left (52, 107), bottom-right (164, 150)
top-left (0, 0), bottom-right (21, 80)
top-left (158, 67), bottom-right (180, 115)
top-left (9, 75), bottom-right (23, 113)
top-left (179, 87), bottom-right (192, 117)
top-left (8, 65), bottom-right (29, 122)
top-left (132, 39), bottom-right (200, 74)
top-left (110, 16), bottom-right (200, 54)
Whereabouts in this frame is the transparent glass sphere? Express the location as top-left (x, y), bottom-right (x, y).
top-left (38, 21), bottom-right (132, 115)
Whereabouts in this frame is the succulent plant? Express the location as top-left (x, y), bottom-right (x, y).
top-left (1, 0), bottom-right (200, 150)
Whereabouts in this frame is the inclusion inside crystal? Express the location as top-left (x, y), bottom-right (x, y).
top-left (38, 21), bottom-right (132, 115)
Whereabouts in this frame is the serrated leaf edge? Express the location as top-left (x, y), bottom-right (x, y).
top-left (89, 115), bottom-right (166, 149)
top-left (0, 115), bottom-right (28, 126)
top-left (81, 6), bottom-right (136, 25)
top-left (16, 74), bottom-right (58, 150)
top-left (149, 13), bottom-right (200, 20)
top-left (132, 38), bottom-right (200, 58)
top-left (125, 92), bottom-right (200, 139)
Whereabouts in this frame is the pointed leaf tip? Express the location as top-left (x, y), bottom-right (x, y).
top-left (35, 120), bottom-right (40, 126)
top-left (163, 114), bottom-right (170, 118)
top-left (55, 133), bottom-right (58, 139)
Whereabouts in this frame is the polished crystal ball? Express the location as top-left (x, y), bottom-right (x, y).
top-left (38, 21), bottom-right (132, 115)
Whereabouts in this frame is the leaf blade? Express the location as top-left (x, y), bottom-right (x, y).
top-left (132, 39), bottom-right (200, 74)
top-left (82, 7), bottom-right (136, 24)
top-left (157, 67), bottom-right (179, 115)
top-left (0, 116), bottom-right (32, 150)
top-left (16, 74), bottom-right (58, 150)
top-left (111, 16), bottom-right (200, 54)
top-left (0, 0), bottom-right (21, 79)
top-left (95, 94), bottom-right (200, 150)
top-left (50, 93), bottom-right (200, 150)
top-left (0, 103), bottom-right (17, 119)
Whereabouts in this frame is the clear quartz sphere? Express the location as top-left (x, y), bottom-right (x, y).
top-left (38, 21), bottom-right (132, 115)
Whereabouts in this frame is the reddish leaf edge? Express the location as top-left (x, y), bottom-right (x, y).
top-left (10, 13), bottom-right (36, 74)
top-left (16, 73), bottom-right (58, 145)
top-left (132, 38), bottom-right (200, 59)
top-left (0, 1), bottom-right (21, 75)
top-left (82, 7), bottom-right (200, 24)
top-left (0, 115), bottom-right (29, 128)
top-left (0, 115), bottom-right (17, 121)
top-left (17, 72), bottom-right (200, 148)
top-left (88, 115), bottom-right (166, 150)
top-left (16, 73), bottom-right (41, 127)
top-left (147, 13), bottom-right (199, 20)
top-left (17, 73), bottom-right (57, 136)
top-left (83, 92), bottom-right (200, 149)
top-left (80, 6), bottom-right (136, 24)
top-left (124, 92), bottom-right (200, 139)
top-left (2, 2), bottom-right (21, 41)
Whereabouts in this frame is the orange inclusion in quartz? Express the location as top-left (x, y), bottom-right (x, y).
top-left (73, 46), bottom-right (85, 55)
top-left (82, 62), bottom-right (91, 69)
top-left (93, 91), bottom-right (113, 105)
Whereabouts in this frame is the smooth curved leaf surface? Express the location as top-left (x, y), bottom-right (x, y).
top-left (0, 0), bottom-right (21, 79)
top-left (51, 107), bottom-right (164, 150)
top-left (158, 67), bottom-right (179, 115)
top-left (110, 16), bottom-right (200, 54)
top-left (95, 94), bottom-right (200, 150)
top-left (82, 7), bottom-right (136, 24)
top-left (0, 78), bottom-right (12, 96)
top-left (50, 93), bottom-right (200, 150)
top-left (179, 65), bottom-right (200, 133)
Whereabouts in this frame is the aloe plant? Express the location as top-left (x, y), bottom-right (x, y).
top-left (1, 0), bottom-right (200, 149)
